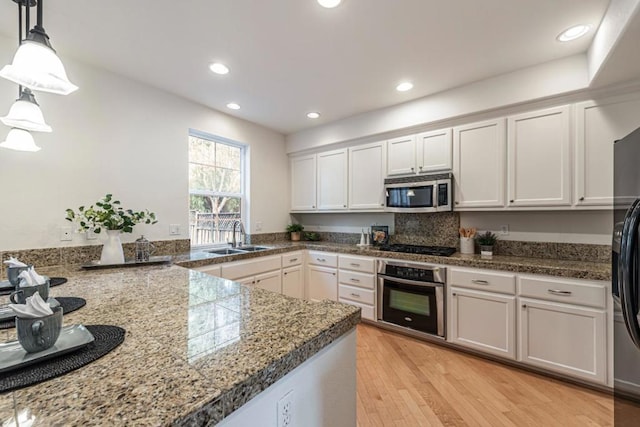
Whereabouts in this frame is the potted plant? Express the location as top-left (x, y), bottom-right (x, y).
top-left (65, 194), bottom-right (157, 265)
top-left (476, 231), bottom-right (498, 257)
top-left (286, 223), bottom-right (304, 241)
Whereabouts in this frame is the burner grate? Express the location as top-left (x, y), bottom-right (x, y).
top-left (379, 244), bottom-right (456, 256)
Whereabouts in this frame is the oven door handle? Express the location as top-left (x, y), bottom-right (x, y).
top-left (378, 274), bottom-right (444, 288)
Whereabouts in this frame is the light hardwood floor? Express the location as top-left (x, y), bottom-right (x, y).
top-left (356, 324), bottom-right (613, 427)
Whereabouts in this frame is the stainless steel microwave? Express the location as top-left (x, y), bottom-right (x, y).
top-left (384, 173), bottom-right (452, 213)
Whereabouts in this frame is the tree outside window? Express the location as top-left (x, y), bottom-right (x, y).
top-left (189, 133), bottom-right (244, 246)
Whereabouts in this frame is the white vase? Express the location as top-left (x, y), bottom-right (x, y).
top-left (100, 230), bottom-right (125, 265)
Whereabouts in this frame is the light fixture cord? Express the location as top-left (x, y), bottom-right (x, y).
top-left (36, 0), bottom-right (42, 28)
top-left (17, 0), bottom-right (22, 97)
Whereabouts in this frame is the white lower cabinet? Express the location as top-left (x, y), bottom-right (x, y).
top-left (255, 270), bottom-right (282, 294)
top-left (307, 265), bottom-right (338, 302)
top-left (449, 287), bottom-right (516, 359)
top-left (282, 265), bottom-right (304, 299)
top-left (518, 297), bottom-right (606, 384)
top-left (193, 265), bottom-right (221, 276)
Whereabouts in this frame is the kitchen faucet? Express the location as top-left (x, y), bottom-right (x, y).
top-left (232, 220), bottom-right (246, 248)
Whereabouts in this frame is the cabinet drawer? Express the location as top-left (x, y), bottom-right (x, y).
top-left (282, 251), bottom-right (303, 267)
top-left (338, 270), bottom-right (375, 290)
top-left (339, 284), bottom-right (375, 305)
top-left (518, 276), bottom-right (607, 308)
top-left (221, 255), bottom-right (281, 280)
top-left (449, 268), bottom-right (516, 294)
top-left (339, 298), bottom-right (375, 321)
top-left (308, 251), bottom-right (338, 267)
top-left (338, 255), bottom-right (375, 273)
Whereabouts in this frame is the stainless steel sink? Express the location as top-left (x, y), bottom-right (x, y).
top-left (206, 248), bottom-right (248, 256)
top-left (239, 246), bottom-right (270, 252)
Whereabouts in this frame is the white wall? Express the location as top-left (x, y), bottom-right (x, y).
top-left (460, 211), bottom-right (613, 245)
top-left (0, 35), bottom-right (289, 251)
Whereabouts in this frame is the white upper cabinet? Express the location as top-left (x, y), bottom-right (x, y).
top-left (290, 154), bottom-right (317, 211)
top-left (416, 128), bottom-right (452, 173)
top-left (386, 135), bottom-right (416, 175)
top-left (508, 106), bottom-right (571, 207)
top-left (348, 141), bottom-right (386, 210)
top-left (317, 148), bottom-right (348, 210)
top-left (575, 95), bottom-right (640, 207)
top-left (453, 119), bottom-right (506, 208)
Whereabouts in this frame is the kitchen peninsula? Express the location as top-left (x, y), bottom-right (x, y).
top-left (0, 265), bottom-right (360, 426)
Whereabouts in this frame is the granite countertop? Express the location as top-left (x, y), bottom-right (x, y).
top-left (0, 265), bottom-right (360, 426)
top-left (175, 242), bottom-right (611, 281)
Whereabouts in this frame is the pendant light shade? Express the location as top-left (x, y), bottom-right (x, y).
top-left (1, 88), bottom-right (52, 132)
top-left (0, 31), bottom-right (78, 95)
top-left (0, 128), bottom-right (41, 152)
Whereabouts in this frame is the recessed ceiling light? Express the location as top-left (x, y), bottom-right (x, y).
top-left (557, 25), bottom-right (590, 42)
top-left (307, 112), bottom-right (321, 119)
top-left (318, 0), bottom-right (342, 8)
top-left (396, 82), bottom-right (413, 92)
top-left (209, 62), bottom-right (230, 75)
top-left (226, 103), bottom-right (240, 110)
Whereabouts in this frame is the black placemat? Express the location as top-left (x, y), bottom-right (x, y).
top-left (0, 297), bottom-right (86, 330)
top-left (0, 277), bottom-right (67, 296)
top-left (0, 325), bottom-right (125, 393)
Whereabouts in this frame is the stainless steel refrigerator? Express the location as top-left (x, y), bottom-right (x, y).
top-left (613, 126), bottom-right (640, 425)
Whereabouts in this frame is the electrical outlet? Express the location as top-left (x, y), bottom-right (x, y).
top-left (500, 224), bottom-right (509, 235)
top-left (277, 390), bottom-right (293, 427)
top-left (255, 221), bottom-right (263, 232)
top-left (60, 226), bottom-right (72, 241)
top-left (169, 224), bottom-right (180, 235)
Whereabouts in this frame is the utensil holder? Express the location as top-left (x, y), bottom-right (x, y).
top-left (460, 237), bottom-right (475, 254)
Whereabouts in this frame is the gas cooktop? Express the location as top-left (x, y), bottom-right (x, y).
top-left (378, 244), bottom-right (457, 257)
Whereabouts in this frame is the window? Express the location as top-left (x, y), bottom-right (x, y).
top-left (189, 131), bottom-right (245, 247)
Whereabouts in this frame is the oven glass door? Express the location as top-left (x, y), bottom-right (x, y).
top-left (382, 278), bottom-right (439, 335)
top-left (386, 185), bottom-right (434, 208)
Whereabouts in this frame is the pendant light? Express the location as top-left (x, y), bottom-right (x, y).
top-left (1, 88), bottom-right (51, 132)
top-left (0, 0), bottom-right (78, 95)
top-left (0, 128), bottom-right (41, 152)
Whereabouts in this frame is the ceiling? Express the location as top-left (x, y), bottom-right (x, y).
top-left (0, 0), bottom-right (613, 135)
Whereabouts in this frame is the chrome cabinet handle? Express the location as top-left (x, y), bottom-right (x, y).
top-left (419, 166), bottom-right (423, 170)
top-left (548, 289), bottom-right (572, 296)
top-left (350, 278), bottom-right (360, 283)
top-left (350, 263), bottom-right (360, 267)
top-left (350, 293), bottom-right (361, 298)
top-left (410, 167), bottom-right (414, 171)
top-left (472, 279), bottom-right (489, 285)
top-left (317, 258), bottom-right (326, 262)
top-left (312, 205), bottom-right (316, 208)
top-left (579, 197), bottom-right (585, 201)
top-left (290, 258), bottom-right (298, 262)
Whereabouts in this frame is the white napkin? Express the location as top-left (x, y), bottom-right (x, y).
top-left (3, 256), bottom-right (27, 268)
top-left (9, 292), bottom-right (53, 318)
top-left (18, 267), bottom-right (47, 286)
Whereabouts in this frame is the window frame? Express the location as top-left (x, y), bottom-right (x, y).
top-left (188, 129), bottom-right (246, 249)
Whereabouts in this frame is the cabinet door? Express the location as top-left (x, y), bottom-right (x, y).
top-left (386, 135), bottom-right (416, 176)
top-left (575, 96), bottom-right (640, 207)
top-left (449, 287), bottom-right (516, 359)
top-left (518, 297), bottom-right (606, 384)
top-left (508, 106), bottom-right (571, 207)
top-left (255, 270), bottom-right (282, 294)
top-left (348, 141), bottom-right (386, 210)
top-left (283, 266), bottom-right (304, 299)
top-left (317, 149), bottom-right (348, 210)
top-left (453, 119), bottom-right (506, 208)
top-left (307, 265), bottom-right (338, 302)
top-left (290, 154), bottom-right (317, 211)
top-left (416, 128), bottom-right (452, 173)
top-left (194, 265), bottom-right (221, 277)
top-left (236, 276), bottom-right (256, 286)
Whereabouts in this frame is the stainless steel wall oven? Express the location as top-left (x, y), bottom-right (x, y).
top-left (377, 260), bottom-right (445, 338)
